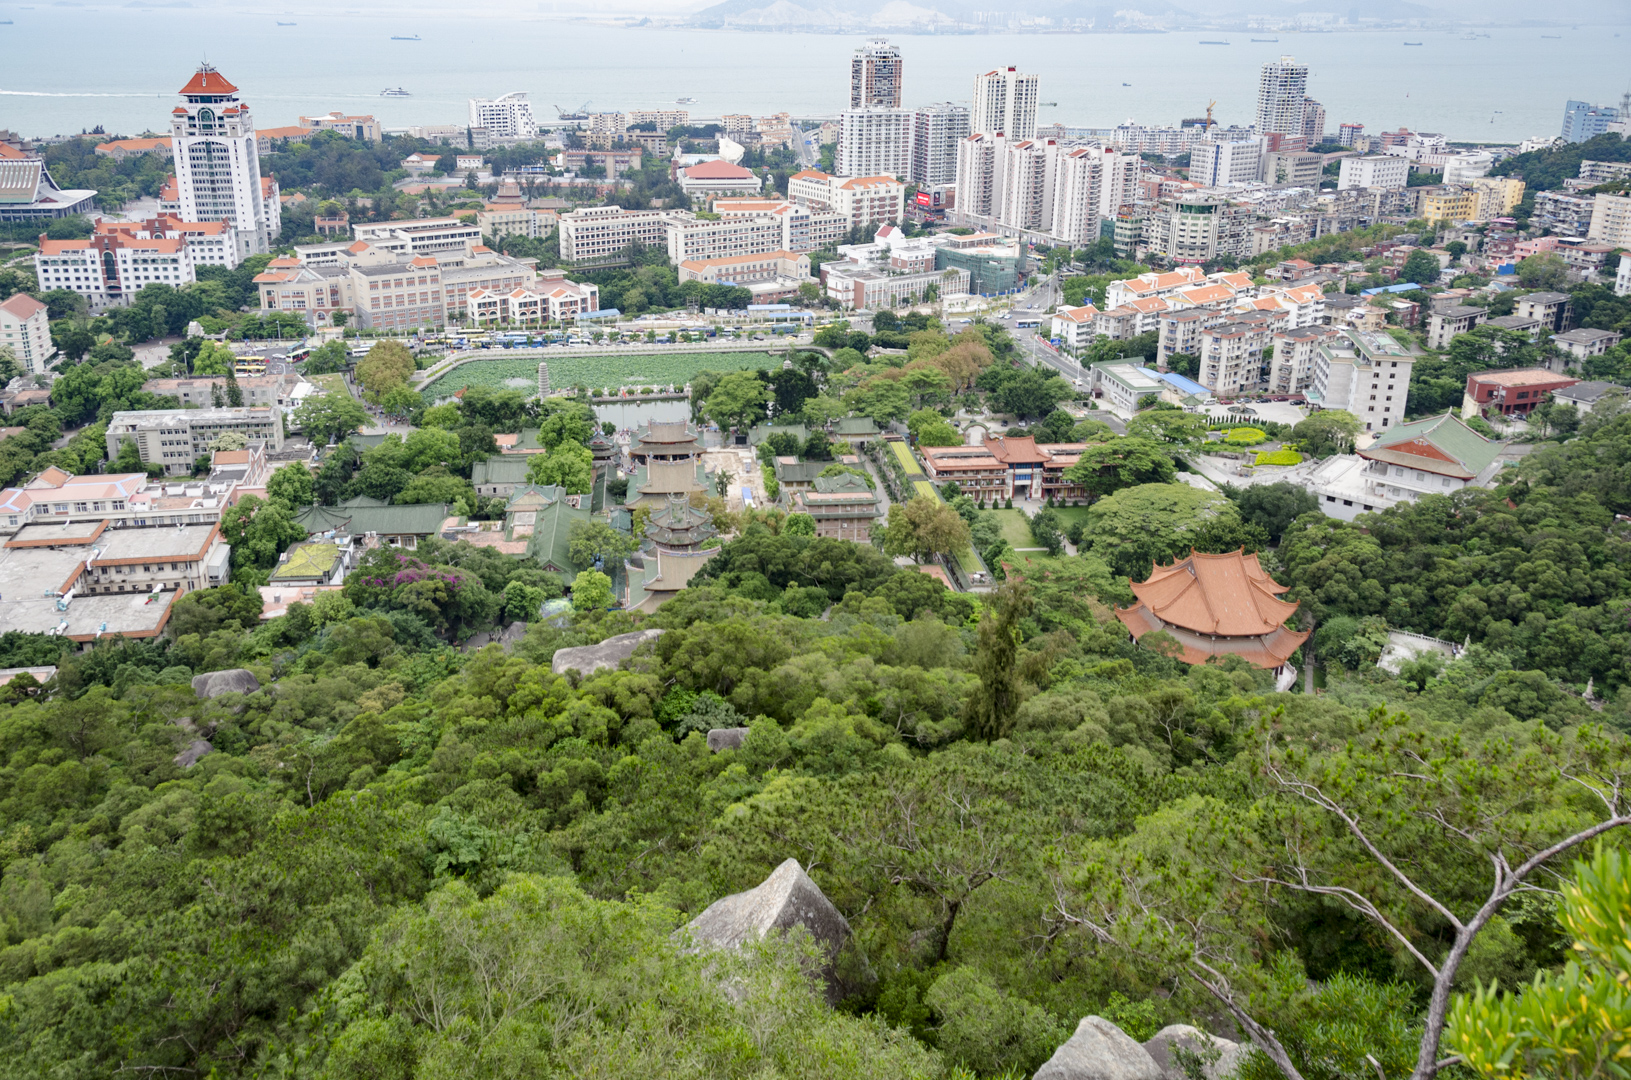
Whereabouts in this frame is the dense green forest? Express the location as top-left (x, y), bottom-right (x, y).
top-left (1, 392), bottom-right (1629, 1078)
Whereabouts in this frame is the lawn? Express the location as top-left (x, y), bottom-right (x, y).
top-left (419, 351), bottom-right (781, 400)
top-left (890, 441), bottom-right (925, 476)
top-left (991, 508), bottom-right (1036, 549)
top-left (309, 373), bottom-right (349, 397)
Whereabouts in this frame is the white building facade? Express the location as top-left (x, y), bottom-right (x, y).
top-left (1338, 154), bottom-right (1410, 191)
top-left (1256, 56), bottom-right (1309, 137)
top-left (170, 64), bottom-right (277, 255)
top-left (835, 108), bottom-right (914, 179)
top-left (468, 92), bottom-right (538, 141)
top-left (972, 66), bottom-right (1039, 140)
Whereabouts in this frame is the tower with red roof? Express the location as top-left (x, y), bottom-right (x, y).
top-left (169, 63), bottom-right (278, 256)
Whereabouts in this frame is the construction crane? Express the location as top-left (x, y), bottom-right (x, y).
top-left (1205, 100), bottom-right (1217, 131)
top-left (554, 100), bottom-right (591, 121)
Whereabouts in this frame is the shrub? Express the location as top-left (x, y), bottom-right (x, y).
top-left (1254, 449), bottom-right (1304, 466)
top-left (1223, 427), bottom-right (1269, 446)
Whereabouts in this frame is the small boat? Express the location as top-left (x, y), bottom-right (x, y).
top-left (1122, 82), bottom-right (1131, 87)
top-left (1200, 40), bottom-right (1229, 45)
top-left (1404, 41), bottom-right (1423, 45)
top-left (381, 87), bottom-right (411, 97)
top-left (276, 20), bottom-right (295, 25)
top-left (675, 96), bottom-right (697, 104)
top-left (390, 34), bottom-right (420, 40)
top-left (1251, 37), bottom-right (1278, 42)
top-left (1039, 101), bottom-right (1057, 107)
top-left (1540, 34), bottom-right (1561, 38)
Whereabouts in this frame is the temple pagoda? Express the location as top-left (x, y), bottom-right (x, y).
top-left (624, 493), bottom-right (721, 613)
top-left (1115, 549), bottom-right (1309, 674)
top-left (629, 421), bottom-right (702, 466)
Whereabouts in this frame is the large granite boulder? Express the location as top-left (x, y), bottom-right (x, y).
top-left (1144, 1025), bottom-right (1246, 1080)
top-left (191, 669), bottom-right (260, 699)
top-left (551, 629), bottom-right (664, 676)
top-left (685, 858), bottom-right (852, 1003)
top-left (1034, 1017), bottom-right (1165, 1080)
top-left (707, 727), bottom-right (751, 752)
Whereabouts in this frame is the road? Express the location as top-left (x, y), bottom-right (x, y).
top-left (997, 272), bottom-right (1127, 435)
top-left (792, 126), bottom-right (817, 168)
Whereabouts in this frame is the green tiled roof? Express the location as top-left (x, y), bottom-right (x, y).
top-left (749, 423), bottom-right (810, 446)
top-left (773, 458), bottom-right (827, 485)
top-left (525, 496), bottom-right (590, 584)
top-left (1363, 412), bottom-right (1505, 480)
top-left (472, 455), bottom-right (534, 486)
top-left (270, 541), bottom-right (341, 582)
top-left (834, 417), bottom-right (880, 436)
top-left (296, 500), bottom-right (452, 537)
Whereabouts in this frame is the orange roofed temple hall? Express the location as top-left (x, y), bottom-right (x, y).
top-left (1115, 549), bottom-right (1308, 686)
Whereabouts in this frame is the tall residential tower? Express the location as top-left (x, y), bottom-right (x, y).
top-left (170, 64), bottom-right (277, 255)
top-left (850, 40), bottom-right (904, 108)
top-left (1256, 56), bottom-right (1309, 137)
top-left (972, 66), bottom-right (1039, 140)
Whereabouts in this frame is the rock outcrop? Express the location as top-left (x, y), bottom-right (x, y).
top-left (685, 858), bottom-right (852, 1003)
top-left (707, 727), bottom-right (751, 752)
top-left (1034, 1016), bottom-right (1165, 1080)
top-left (551, 629), bottom-right (664, 676)
top-left (191, 669), bottom-right (260, 699)
top-left (1144, 1025), bottom-right (1246, 1080)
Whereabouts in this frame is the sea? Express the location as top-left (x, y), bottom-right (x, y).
top-left (1, 8), bottom-right (1628, 145)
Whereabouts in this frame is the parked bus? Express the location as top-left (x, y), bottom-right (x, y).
top-left (1014, 318), bottom-right (1041, 330)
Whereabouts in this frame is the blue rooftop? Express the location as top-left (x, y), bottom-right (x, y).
top-left (747, 303), bottom-right (792, 311)
top-left (1150, 369), bottom-right (1211, 396)
top-left (1361, 283), bottom-right (1423, 296)
top-left (578, 308), bottom-right (621, 321)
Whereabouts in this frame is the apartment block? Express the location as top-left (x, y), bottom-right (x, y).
top-left (476, 204), bottom-right (558, 242)
top-left (1157, 307), bottom-right (1229, 366)
top-left (834, 108), bottom-right (914, 179)
top-left (665, 211), bottom-right (787, 264)
top-left (1263, 150), bottom-right (1323, 187)
top-left (1338, 154), bottom-right (1409, 191)
top-left (851, 39), bottom-right (904, 108)
top-left (1578, 159), bottom-right (1631, 185)
top-left (677, 250), bottom-right (809, 285)
top-left (786, 170), bottom-right (906, 229)
top-left (0, 293), bottom-right (55, 374)
top-left (35, 228), bottom-right (195, 312)
top-left (1310, 327), bottom-right (1414, 430)
top-left (106, 407), bottom-right (284, 475)
top-left (1198, 316), bottom-right (1279, 395)
top-left (911, 103), bottom-right (969, 187)
top-left (1256, 56), bottom-right (1309, 136)
top-left (351, 257), bottom-right (447, 332)
top-left (1427, 305), bottom-right (1487, 349)
top-left (1587, 193), bottom-right (1631, 247)
top-left (1269, 324), bottom-right (1338, 395)
top-left (351, 217), bottom-right (482, 256)
top-left (1191, 137), bottom-right (1264, 187)
top-left (298, 112), bottom-right (382, 142)
top-left (1533, 190), bottom-right (1596, 236)
top-left (972, 66), bottom-right (1039, 140)
top-left (468, 92), bottom-right (538, 141)
top-left (1140, 195), bottom-right (1253, 264)
top-left (558, 205), bottom-right (669, 262)
top-left (467, 270), bottom-right (599, 325)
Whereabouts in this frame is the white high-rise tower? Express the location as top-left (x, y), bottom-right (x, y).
top-left (170, 64), bottom-right (276, 255)
top-left (1256, 56), bottom-right (1309, 137)
top-left (972, 66), bottom-right (1039, 140)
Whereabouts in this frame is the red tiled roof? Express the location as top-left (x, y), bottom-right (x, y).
top-left (1124, 550), bottom-right (1299, 638)
top-left (179, 66), bottom-right (238, 96)
top-left (682, 159), bottom-right (754, 179)
top-left (0, 294), bottom-right (47, 320)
